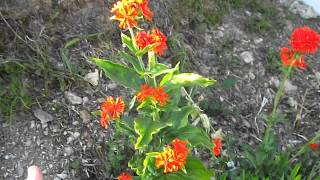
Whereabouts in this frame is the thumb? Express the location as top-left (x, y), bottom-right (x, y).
top-left (27, 166), bottom-right (43, 180)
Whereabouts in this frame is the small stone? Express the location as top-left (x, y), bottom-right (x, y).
top-left (72, 121), bottom-right (79, 126)
top-left (288, 97), bottom-right (298, 109)
top-left (64, 146), bottom-right (73, 156)
top-left (248, 72), bottom-right (256, 80)
top-left (17, 162), bottom-right (23, 177)
top-left (284, 80), bottom-right (298, 93)
top-left (56, 173), bottom-right (68, 179)
top-left (254, 38), bottom-right (263, 44)
top-left (67, 136), bottom-right (74, 144)
top-left (73, 132), bottom-right (80, 139)
top-left (25, 138), bottom-right (32, 147)
top-left (79, 110), bottom-right (91, 124)
top-left (30, 121), bottom-right (35, 129)
top-left (84, 69), bottom-right (99, 86)
top-left (82, 97), bottom-right (89, 104)
top-left (240, 51), bottom-right (254, 64)
top-left (64, 91), bottom-right (82, 105)
top-left (315, 72), bottom-right (320, 81)
top-left (33, 109), bottom-right (53, 124)
top-left (43, 129), bottom-right (49, 136)
top-left (107, 82), bottom-right (118, 90)
top-left (288, 0), bottom-right (319, 19)
top-left (270, 77), bottom-right (280, 87)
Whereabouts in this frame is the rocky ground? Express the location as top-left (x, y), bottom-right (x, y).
top-left (0, 0), bottom-right (320, 179)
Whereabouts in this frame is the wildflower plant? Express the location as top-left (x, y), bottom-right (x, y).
top-left (92, 0), bottom-right (217, 179)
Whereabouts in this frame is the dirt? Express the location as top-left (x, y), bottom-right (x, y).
top-left (1, 0), bottom-right (320, 179)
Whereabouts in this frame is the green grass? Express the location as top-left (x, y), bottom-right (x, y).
top-left (230, 0), bottom-right (282, 34)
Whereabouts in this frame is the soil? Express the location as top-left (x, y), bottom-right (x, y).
top-left (0, 0), bottom-right (320, 179)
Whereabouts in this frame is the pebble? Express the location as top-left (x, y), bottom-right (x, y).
top-left (107, 82), bottom-right (118, 90)
top-left (30, 121), bottom-right (35, 129)
top-left (64, 146), bottom-right (73, 156)
top-left (64, 91), bottom-right (82, 105)
top-left (79, 110), bottom-right (91, 124)
top-left (43, 129), bottom-right (49, 136)
top-left (25, 138), bottom-right (32, 147)
top-left (17, 162), bottom-right (24, 177)
top-left (33, 109), bottom-right (53, 124)
top-left (284, 80), bottom-right (298, 93)
top-left (82, 97), bottom-right (89, 104)
top-left (84, 69), bottom-right (99, 86)
top-left (240, 51), bottom-right (254, 64)
top-left (73, 132), bottom-right (80, 139)
top-left (56, 173), bottom-right (68, 179)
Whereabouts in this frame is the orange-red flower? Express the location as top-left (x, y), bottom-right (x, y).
top-left (172, 138), bottom-right (190, 155)
top-left (309, 143), bottom-right (319, 151)
top-left (136, 84), bottom-right (169, 106)
top-left (155, 139), bottom-right (190, 174)
top-left (110, 0), bottom-right (153, 29)
top-left (280, 47), bottom-right (306, 69)
top-left (100, 97), bottom-right (125, 129)
top-left (101, 97), bottom-right (125, 119)
top-left (153, 86), bottom-right (169, 106)
top-left (150, 28), bottom-right (167, 56)
top-left (290, 26), bottom-right (320, 54)
top-left (100, 111), bottom-right (110, 129)
top-left (136, 84), bottom-right (155, 102)
top-left (118, 172), bottom-right (132, 180)
top-left (212, 138), bottom-right (222, 157)
top-left (135, 31), bottom-right (153, 49)
top-left (139, 0), bottom-right (153, 21)
top-left (111, 0), bottom-right (139, 29)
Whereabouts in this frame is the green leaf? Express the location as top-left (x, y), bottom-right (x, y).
top-left (135, 44), bottom-right (156, 57)
top-left (64, 38), bottom-right (81, 49)
top-left (92, 58), bottom-right (144, 90)
top-left (159, 156), bottom-right (214, 180)
top-left (160, 62), bottom-right (180, 86)
top-left (119, 51), bottom-right (143, 73)
top-left (134, 118), bottom-right (172, 149)
top-left (149, 62), bottom-right (180, 78)
top-left (290, 163), bottom-right (301, 179)
top-left (164, 106), bottom-right (194, 129)
top-left (166, 125), bottom-right (212, 150)
top-left (122, 33), bottom-right (137, 53)
top-left (167, 73), bottom-right (216, 89)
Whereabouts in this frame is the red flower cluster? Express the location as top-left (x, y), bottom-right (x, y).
top-left (100, 97), bottom-right (125, 129)
top-left (280, 26), bottom-right (319, 69)
top-left (136, 84), bottom-right (169, 106)
top-left (212, 138), bottom-right (222, 157)
top-left (290, 26), bottom-right (320, 54)
top-left (118, 172), bottom-right (132, 180)
top-left (135, 28), bottom-right (168, 55)
top-left (110, 0), bottom-right (153, 29)
top-left (155, 138), bottom-right (190, 174)
top-left (309, 143), bottom-right (319, 151)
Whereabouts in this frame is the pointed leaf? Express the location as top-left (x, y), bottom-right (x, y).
top-left (159, 156), bottom-right (214, 180)
top-left (134, 118), bottom-right (172, 149)
top-left (121, 33), bottom-right (137, 53)
top-left (166, 125), bottom-right (212, 150)
top-left (92, 58), bottom-right (144, 90)
top-left (119, 51), bottom-right (143, 73)
top-left (168, 73), bottom-right (216, 89)
top-left (163, 106), bottom-right (195, 129)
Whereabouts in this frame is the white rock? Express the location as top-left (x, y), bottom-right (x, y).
top-left (240, 51), bottom-right (254, 64)
top-left (284, 80), bottom-right (298, 93)
top-left (33, 109), bottom-right (53, 124)
top-left (64, 91), bottom-right (82, 105)
top-left (84, 69), bottom-right (99, 86)
top-left (107, 82), bottom-right (118, 90)
top-left (56, 173), bottom-right (68, 179)
top-left (79, 110), bottom-right (91, 124)
top-left (315, 72), bottom-right (320, 81)
top-left (73, 132), bottom-right (80, 139)
top-left (82, 97), bottom-right (89, 104)
top-left (64, 146), bottom-right (73, 156)
top-left (281, 0), bottom-right (320, 19)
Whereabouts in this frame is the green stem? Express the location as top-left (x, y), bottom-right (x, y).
top-left (127, 26), bottom-right (145, 71)
top-left (270, 65), bottom-right (294, 123)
